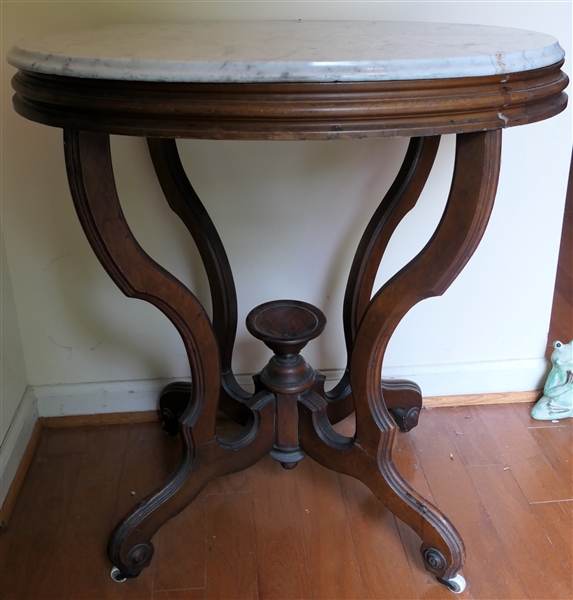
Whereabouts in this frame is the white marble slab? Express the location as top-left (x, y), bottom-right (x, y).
top-left (7, 21), bottom-right (564, 83)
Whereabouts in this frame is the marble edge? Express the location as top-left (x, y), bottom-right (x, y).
top-left (7, 42), bottom-right (565, 83)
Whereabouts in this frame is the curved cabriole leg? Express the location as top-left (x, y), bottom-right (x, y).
top-left (147, 138), bottom-right (251, 430)
top-left (64, 130), bottom-right (222, 442)
top-left (63, 130), bottom-right (275, 578)
top-left (300, 393), bottom-right (465, 586)
top-left (328, 136), bottom-right (440, 428)
top-left (107, 391), bottom-right (274, 578)
top-left (302, 130), bottom-right (502, 586)
top-left (299, 390), bottom-right (465, 589)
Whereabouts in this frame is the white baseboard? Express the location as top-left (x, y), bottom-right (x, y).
top-left (34, 378), bottom-right (174, 418)
top-left (382, 356), bottom-right (548, 396)
top-left (33, 357), bottom-right (548, 418)
top-left (0, 387), bottom-right (38, 508)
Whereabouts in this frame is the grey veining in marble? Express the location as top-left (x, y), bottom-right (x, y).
top-left (7, 21), bottom-right (565, 83)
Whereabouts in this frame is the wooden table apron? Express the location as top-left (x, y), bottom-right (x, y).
top-left (11, 63), bottom-right (568, 583)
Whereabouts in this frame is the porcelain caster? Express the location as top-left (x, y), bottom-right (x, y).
top-left (436, 574), bottom-right (466, 594)
top-left (110, 567), bottom-right (128, 583)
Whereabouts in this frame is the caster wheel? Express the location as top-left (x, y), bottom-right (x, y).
top-left (437, 574), bottom-right (466, 594)
top-left (110, 566), bottom-right (127, 583)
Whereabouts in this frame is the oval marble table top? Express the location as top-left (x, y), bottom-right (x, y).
top-left (7, 21), bottom-right (565, 84)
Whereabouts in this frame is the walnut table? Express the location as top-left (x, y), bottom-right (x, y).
top-left (8, 21), bottom-right (568, 594)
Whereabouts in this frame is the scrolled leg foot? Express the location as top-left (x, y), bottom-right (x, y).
top-left (159, 382), bottom-right (192, 435)
top-left (421, 546), bottom-right (466, 591)
top-left (422, 546), bottom-right (448, 572)
top-left (383, 379), bottom-right (423, 432)
top-left (108, 534), bottom-right (156, 579)
top-left (388, 405), bottom-right (420, 432)
top-left (127, 542), bottom-right (155, 571)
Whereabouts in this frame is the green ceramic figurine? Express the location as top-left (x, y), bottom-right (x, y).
top-left (531, 340), bottom-right (573, 420)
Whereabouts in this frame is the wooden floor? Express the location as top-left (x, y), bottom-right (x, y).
top-left (1, 403), bottom-right (571, 600)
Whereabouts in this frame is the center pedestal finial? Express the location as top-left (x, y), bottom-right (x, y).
top-left (246, 300), bottom-right (326, 468)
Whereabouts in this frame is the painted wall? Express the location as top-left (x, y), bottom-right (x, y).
top-left (0, 233), bottom-right (28, 445)
top-left (1, 2), bottom-right (571, 408)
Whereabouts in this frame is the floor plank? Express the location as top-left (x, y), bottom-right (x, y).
top-left (528, 425), bottom-right (573, 493)
top-left (468, 464), bottom-right (572, 599)
top-left (441, 406), bottom-right (505, 467)
top-left (338, 472), bottom-right (420, 599)
top-left (51, 425), bottom-right (130, 600)
top-left (153, 589), bottom-right (205, 599)
top-left (0, 451), bottom-right (84, 599)
top-left (480, 405), bottom-right (571, 502)
top-left (153, 487), bottom-right (207, 593)
top-left (294, 457), bottom-right (365, 599)
top-left (530, 501), bottom-right (572, 574)
top-left (250, 455), bottom-right (312, 600)
top-left (205, 491), bottom-right (258, 600)
top-left (35, 425), bottom-right (89, 457)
